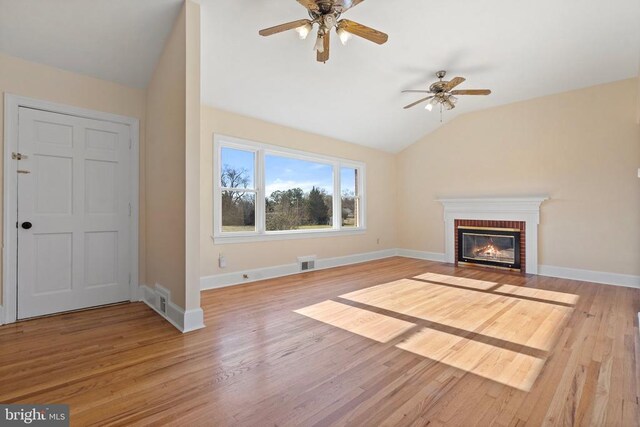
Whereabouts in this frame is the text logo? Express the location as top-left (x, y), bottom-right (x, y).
top-left (1, 405), bottom-right (68, 426)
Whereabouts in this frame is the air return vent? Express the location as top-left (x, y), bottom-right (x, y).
top-left (298, 255), bottom-right (317, 272)
top-left (301, 260), bottom-right (315, 271)
top-left (155, 286), bottom-right (170, 315)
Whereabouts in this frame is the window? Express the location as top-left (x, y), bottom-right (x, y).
top-left (265, 154), bottom-right (334, 231)
top-left (214, 135), bottom-right (366, 242)
top-left (220, 147), bottom-right (256, 232)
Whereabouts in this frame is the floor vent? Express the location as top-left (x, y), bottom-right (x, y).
top-left (298, 256), bottom-right (317, 272)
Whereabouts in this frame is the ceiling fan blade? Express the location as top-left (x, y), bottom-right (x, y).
top-left (297, 0), bottom-right (319, 12)
top-left (401, 90), bottom-right (432, 93)
top-left (317, 31), bottom-right (330, 63)
top-left (450, 89), bottom-right (492, 95)
top-left (338, 20), bottom-right (388, 45)
top-left (333, 0), bottom-right (365, 12)
top-left (403, 96), bottom-right (434, 109)
top-left (444, 77), bottom-right (465, 90)
top-left (259, 19), bottom-right (311, 37)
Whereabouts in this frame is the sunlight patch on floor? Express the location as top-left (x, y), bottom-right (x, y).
top-left (294, 300), bottom-right (416, 343)
top-left (413, 272), bottom-right (498, 290)
top-left (294, 273), bottom-right (579, 391)
top-left (340, 278), bottom-right (575, 351)
top-left (396, 327), bottom-right (546, 392)
top-left (495, 283), bottom-right (580, 305)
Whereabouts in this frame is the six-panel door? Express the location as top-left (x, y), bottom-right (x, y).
top-left (17, 107), bottom-right (131, 319)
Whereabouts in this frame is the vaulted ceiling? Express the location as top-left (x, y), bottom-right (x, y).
top-left (202, 0), bottom-right (640, 152)
top-left (0, 0), bottom-right (183, 88)
top-left (1, 0), bottom-right (638, 152)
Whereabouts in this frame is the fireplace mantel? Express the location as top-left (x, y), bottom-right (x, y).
top-left (438, 197), bottom-right (548, 274)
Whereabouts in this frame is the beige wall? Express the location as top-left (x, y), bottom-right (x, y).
top-left (0, 52), bottom-right (147, 305)
top-left (397, 78), bottom-right (640, 276)
top-left (145, 5), bottom-right (186, 307)
top-left (200, 107), bottom-right (397, 278)
top-left (184, 0), bottom-right (201, 311)
top-left (146, 0), bottom-right (200, 310)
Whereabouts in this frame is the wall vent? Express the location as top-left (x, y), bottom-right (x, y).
top-left (298, 255), bottom-right (317, 272)
top-left (159, 296), bottom-right (167, 314)
top-left (301, 260), bottom-right (315, 271)
top-left (155, 286), bottom-right (170, 315)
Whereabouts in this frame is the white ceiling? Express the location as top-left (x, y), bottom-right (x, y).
top-left (0, 0), bottom-right (183, 88)
top-left (202, 0), bottom-right (640, 152)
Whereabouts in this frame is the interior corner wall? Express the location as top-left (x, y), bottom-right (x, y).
top-left (184, 0), bottom-right (201, 312)
top-left (200, 107), bottom-right (398, 279)
top-left (0, 52), bottom-right (147, 306)
top-left (396, 78), bottom-right (640, 277)
top-left (145, 4), bottom-right (188, 308)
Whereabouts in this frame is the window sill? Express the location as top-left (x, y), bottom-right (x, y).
top-left (211, 228), bottom-right (366, 244)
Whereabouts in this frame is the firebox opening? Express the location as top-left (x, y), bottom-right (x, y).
top-left (457, 226), bottom-right (521, 271)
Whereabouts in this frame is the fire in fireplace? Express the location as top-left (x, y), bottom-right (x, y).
top-left (457, 226), bottom-right (521, 271)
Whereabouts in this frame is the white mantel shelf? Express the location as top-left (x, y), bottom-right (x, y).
top-left (438, 196), bottom-right (549, 275)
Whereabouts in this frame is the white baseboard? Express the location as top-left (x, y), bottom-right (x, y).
top-left (139, 284), bottom-right (205, 333)
top-left (201, 249), bottom-right (397, 290)
top-left (200, 247), bottom-right (640, 292)
top-left (394, 250), bottom-right (640, 289)
top-left (396, 249), bottom-right (446, 263)
top-left (538, 265), bottom-right (640, 289)
top-left (315, 249), bottom-right (398, 270)
top-left (183, 307), bottom-right (206, 333)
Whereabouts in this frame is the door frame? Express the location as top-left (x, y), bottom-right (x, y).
top-left (2, 93), bottom-right (140, 324)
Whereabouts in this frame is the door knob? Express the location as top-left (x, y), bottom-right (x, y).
top-left (21, 222), bottom-right (32, 230)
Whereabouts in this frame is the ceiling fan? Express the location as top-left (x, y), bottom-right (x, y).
top-left (258, 0), bottom-right (388, 63)
top-left (403, 70), bottom-right (491, 111)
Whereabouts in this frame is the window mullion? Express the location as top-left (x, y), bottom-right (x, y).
top-left (213, 139), bottom-right (221, 236)
top-left (334, 162), bottom-right (341, 231)
top-left (256, 148), bottom-right (265, 234)
top-left (357, 167), bottom-right (365, 229)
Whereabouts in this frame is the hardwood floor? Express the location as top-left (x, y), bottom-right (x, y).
top-left (1, 257), bottom-right (638, 426)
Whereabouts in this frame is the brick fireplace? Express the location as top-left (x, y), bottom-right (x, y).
top-left (455, 219), bottom-right (526, 272)
top-left (438, 197), bottom-right (548, 275)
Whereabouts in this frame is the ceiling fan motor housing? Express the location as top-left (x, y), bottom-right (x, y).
top-left (430, 82), bottom-right (448, 93)
top-left (323, 14), bottom-right (338, 28)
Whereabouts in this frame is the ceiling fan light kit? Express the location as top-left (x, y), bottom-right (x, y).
top-left (259, 0), bottom-right (388, 63)
top-left (336, 27), bottom-right (352, 45)
top-left (295, 22), bottom-right (313, 39)
top-left (314, 33), bottom-right (325, 53)
top-left (403, 70), bottom-right (492, 119)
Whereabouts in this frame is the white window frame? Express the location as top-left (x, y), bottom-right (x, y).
top-left (213, 134), bottom-right (366, 244)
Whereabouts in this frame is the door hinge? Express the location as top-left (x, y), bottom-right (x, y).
top-left (12, 152), bottom-right (28, 160)
top-left (128, 202), bottom-right (132, 217)
top-left (129, 138), bottom-right (132, 149)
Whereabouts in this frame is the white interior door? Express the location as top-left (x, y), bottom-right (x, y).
top-left (16, 107), bottom-right (132, 319)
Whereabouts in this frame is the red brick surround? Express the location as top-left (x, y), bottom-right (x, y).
top-left (454, 219), bottom-right (526, 273)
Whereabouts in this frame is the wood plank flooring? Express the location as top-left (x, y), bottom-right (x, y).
top-left (1, 257), bottom-right (638, 426)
